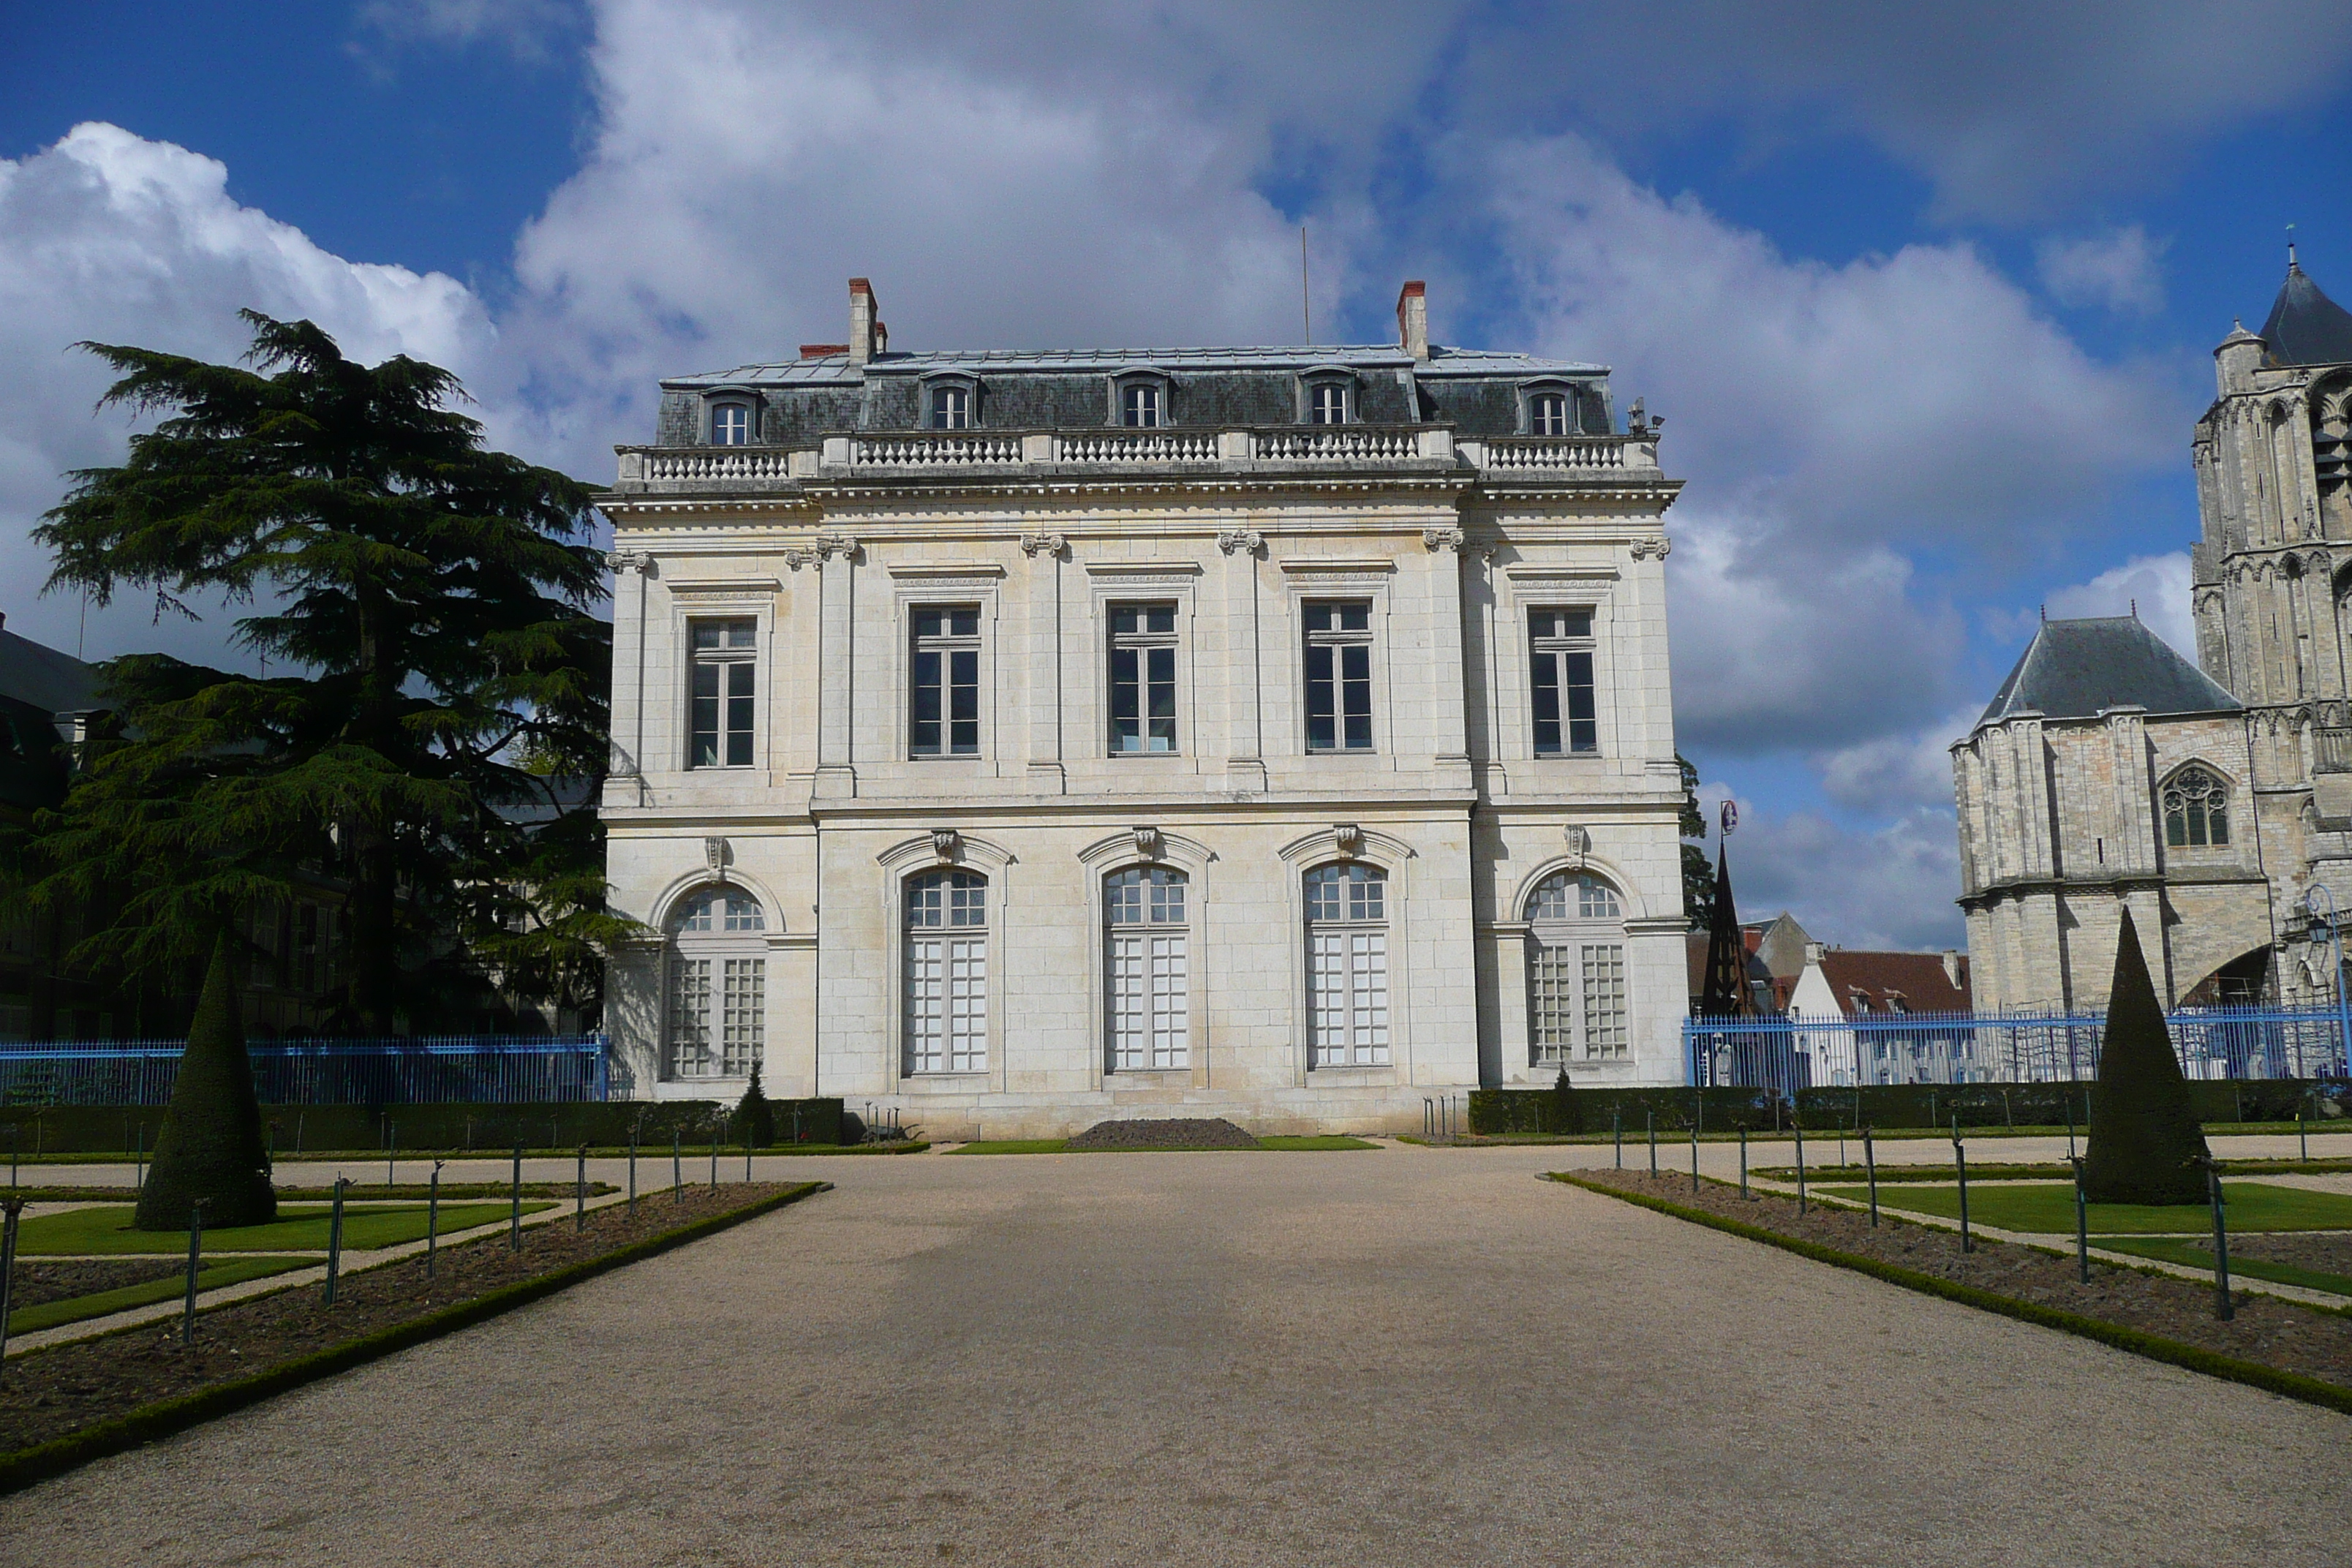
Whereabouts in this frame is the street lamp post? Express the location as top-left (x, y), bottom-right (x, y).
top-left (2306, 885), bottom-right (2348, 1079)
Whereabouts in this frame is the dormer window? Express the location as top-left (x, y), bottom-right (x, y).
top-left (1122, 382), bottom-right (1162, 428)
top-left (710, 400), bottom-right (755, 445)
top-left (1530, 392), bottom-right (1569, 436)
top-left (930, 385), bottom-right (970, 430)
top-left (1311, 383), bottom-right (1348, 424)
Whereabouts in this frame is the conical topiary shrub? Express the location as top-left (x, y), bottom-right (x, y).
top-left (135, 935), bottom-right (276, 1229)
top-left (2083, 908), bottom-right (2209, 1206)
top-left (731, 1061), bottom-right (776, 1149)
top-left (1548, 1068), bottom-right (1583, 1135)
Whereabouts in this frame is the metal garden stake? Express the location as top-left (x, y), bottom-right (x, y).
top-left (387, 1120), bottom-right (396, 1190)
top-left (628, 1134), bottom-right (638, 1215)
top-left (426, 1161), bottom-right (444, 1279)
top-left (2206, 1163), bottom-right (2234, 1322)
top-left (1794, 1121), bottom-right (1807, 1215)
top-left (2300, 1101), bottom-right (2310, 1163)
top-left (2064, 1094), bottom-right (2076, 1164)
top-left (0, 1197), bottom-right (23, 1370)
top-left (1738, 1126), bottom-right (1749, 1199)
top-left (182, 1198), bottom-right (206, 1346)
top-left (510, 1142), bottom-right (524, 1252)
top-left (1953, 1117), bottom-right (1972, 1254)
top-left (1863, 1126), bottom-right (1878, 1227)
top-left (134, 1122), bottom-right (145, 1193)
top-left (576, 1143), bottom-right (588, 1233)
top-left (324, 1177), bottom-right (349, 1306)
top-left (1613, 1109), bottom-right (1621, 1170)
top-left (1689, 1117), bottom-right (1699, 1195)
top-left (1646, 1110), bottom-right (1656, 1178)
top-left (2072, 1156), bottom-right (2090, 1284)
top-left (673, 1129), bottom-right (683, 1204)
top-left (709, 1131), bottom-right (718, 1191)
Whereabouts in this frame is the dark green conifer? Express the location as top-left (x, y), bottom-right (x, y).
top-left (1548, 1067), bottom-right (1583, 1135)
top-left (2083, 908), bottom-right (2209, 1206)
top-left (135, 936), bottom-right (275, 1229)
top-left (731, 1061), bottom-right (776, 1149)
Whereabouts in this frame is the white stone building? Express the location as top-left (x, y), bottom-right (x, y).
top-left (598, 279), bottom-right (1687, 1137)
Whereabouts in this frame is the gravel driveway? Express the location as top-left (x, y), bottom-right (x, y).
top-left (3, 1142), bottom-right (2345, 1567)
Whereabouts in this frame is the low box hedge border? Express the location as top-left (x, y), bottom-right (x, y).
top-left (1549, 1171), bottom-right (2352, 1420)
top-left (0, 1180), bottom-right (828, 1496)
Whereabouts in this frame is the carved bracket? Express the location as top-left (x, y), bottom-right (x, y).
top-left (606, 548), bottom-right (652, 575)
top-left (931, 828), bottom-right (963, 862)
top-left (1629, 537), bottom-right (1673, 560)
top-left (1019, 532), bottom-right (1068, 559)
top-left (1131, 825), bottom-right (1163, 862)
top-left (1422, 526), bottom-right (1467, 553)
top-left (704, 836), bottom-right (730, 881)
top-left (1333, 822), bottom-right (1364, 859)
top-left (1217, 528), bottom-right (1265, 557)
top-left (785, 535), bottom-right (856, 570)
top-left (1562, 824), bottom-right (1589, 866)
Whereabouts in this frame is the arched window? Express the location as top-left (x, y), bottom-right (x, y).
top-left (905, 870), bottom-right (987, 1073)
top-left (1106, 867), bottom-right (1188, 1070)
top-left (1525, 871), bottom-right (1627, 1066)
top-left (666, 888), bottom-right (766, 1079)
top-left (2163, 766), bottom-right (2231, 848)
top-left (1305, 862), bottom-right (1389, 1066)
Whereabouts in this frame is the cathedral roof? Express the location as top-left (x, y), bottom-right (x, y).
top-left (1976, 616), bottom-right (2239, 730)
top-left (2258, 257), bottom-right (2352, 367)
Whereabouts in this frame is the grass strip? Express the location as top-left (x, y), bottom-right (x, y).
top-left (7, 1259), bottom-right (309, 1337)
top-left (1766, 1157), bottom-right (2352, 1183)
top-left (1813, 1180), bottom-right (2352, 1234)
top-left (949, 1139), bottom-right (1071, 1155)
top-left (2094, 1237), bottom-right (2352, 1301)
top-left (14, 1202), bottom-right (551, 1256)
top-left (0, 1180), bottom-right (825, 1496)
top-left (1256, 1136), bottom-right (1380, 1151)
top-left (1549, 1172), bottom-right (2352, 1419)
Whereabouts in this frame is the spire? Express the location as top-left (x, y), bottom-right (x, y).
top-left (1697, 845), bottom-right (1754, 1017)
top-left (2258, 249), bottom-right (2352, 366)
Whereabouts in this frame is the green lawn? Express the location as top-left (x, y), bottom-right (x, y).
top-left (7, 1256), bottom-right (309, 1336)
top-left (2095, 1237), bottom-right (2352, 1299)
top-left (14, 1201), bottom-right (551, 1255)
top-left (948, 1136), bottom-right (1378, 1155)
top-left (1814, 1180), bottom-right (2352, 1235)
top-left (949, 1139), bottom-right (1071, 1155)
top-left (1256, 1135), bottom-right (1380, 1151)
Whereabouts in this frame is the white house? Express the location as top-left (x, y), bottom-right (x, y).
top-left (596, 279), bottom-right (1688, 1138)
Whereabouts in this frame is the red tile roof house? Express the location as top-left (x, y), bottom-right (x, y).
top-left (1786, 945), bottom-right (1976, 1086)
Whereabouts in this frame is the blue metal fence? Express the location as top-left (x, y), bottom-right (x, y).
top-left (0, 1036), bottom-right (610, 1108)
top-left (1686, 1006), bottom-right (2352, 1094)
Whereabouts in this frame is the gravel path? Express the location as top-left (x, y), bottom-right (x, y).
top-left (2, 1143), bottom-right (2345, 1567)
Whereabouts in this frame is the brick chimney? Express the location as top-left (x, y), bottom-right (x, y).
top-left (848, 277), bottom-right (884, 364)
top-left (1396, 280), bottom-right (1428, 360)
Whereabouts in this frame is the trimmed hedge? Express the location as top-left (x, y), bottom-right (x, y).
top-left (0, 1098), bottom-right (843, 1156)
top-left (0, 1180), bottom-right (829, 1496)
top-left (1472, 1079), bottom-right (2343, 1136)
top-left (1550, 1172), bottom-right (2352, 1419)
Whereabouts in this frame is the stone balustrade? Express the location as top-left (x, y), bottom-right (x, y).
top-left (614, 425), bottom-right (1662, 488)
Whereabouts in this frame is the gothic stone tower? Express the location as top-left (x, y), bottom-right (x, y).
top-left (2192, 252), bottom-right (2352, 1000)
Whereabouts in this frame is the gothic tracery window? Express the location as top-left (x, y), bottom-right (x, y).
top-left (2163, 766), bottom-right (2231, 849)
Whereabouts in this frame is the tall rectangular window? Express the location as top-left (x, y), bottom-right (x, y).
top-left (1305, 864), bottom-right (1389, 1066)
top-left (1530, 608), bottom-right (1597, 756)
top-left (1121, 382), bottom-right (1162, 427)
top-left (930, 385), bottom-right (970, 429)
top-left (906, 871), bottom-right (988, 1074)
top-left (689, 618), bottom-right (757, 768)
top-left (1303, 600), bottom-right (1373, 752)
top-left (910, 606), bottom-right (981, 757)
top-left (1109, 603), bottom-right (1178, 753)
top-left (1580, 944), bottom-right (1628, 1058)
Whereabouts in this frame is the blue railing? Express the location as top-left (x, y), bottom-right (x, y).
top-left (0, 1036), bottom-right (610, 1107)
top-left (1686, 1006), bottom-right (2352, 1094)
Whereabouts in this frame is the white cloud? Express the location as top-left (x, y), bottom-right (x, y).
top-left (1702, 785), bottom-right (1964, 951)
top-left (355, 0), bottom-right (585, 61)
top-left (1818, 708), bottom-right (1984, 815)
top-left (2037, 226), bottom-right (2168, 314)
top-left (0, 123), bottom-right (495, 662)
top-left (2041, 551), bottom-right (2196, 653)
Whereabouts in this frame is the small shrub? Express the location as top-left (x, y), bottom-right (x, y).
top-left (731, 1063), bottom-right (776, 1148)
top-left (135, 936), bottom-right (276, 1229)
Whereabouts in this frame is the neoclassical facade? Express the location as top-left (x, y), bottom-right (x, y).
top-left (599, 279), bottom-right (1686, 1137)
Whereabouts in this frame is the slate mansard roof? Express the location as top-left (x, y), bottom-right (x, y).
top-left (654, 341), bottom-right (1621, 447)
top-left (1975, 615), bottom-right (2240, 731)
top-left (2258, 257), bottom-right (2352, 368)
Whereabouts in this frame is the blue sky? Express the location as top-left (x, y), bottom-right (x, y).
top-left (7, 1), bottom-right (2352, 949)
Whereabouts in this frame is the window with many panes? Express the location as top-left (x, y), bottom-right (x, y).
top-left (666, 888), bottom-right (766, 1079)
top-left (2163, 765), bottom-right (2230, 848)
top-left (1308, 382), bottom-right (1348, 424)
top-left (1305, 862), bottom-right (1390, 1066)
top-left (1109, 603), bottom-right (1178, 753)
top-left (1106, 867), bottom-right (1188, 1071)
top-left (930, 385), bottom-right (970, 429)
top-left (1525, 871), bottom-right (1626, 1065)
top-left (1529, 391), bottom-right (1570, 436)
top-left (905, 870), bottom-right (987, 1074)
top-left (1529, 608), bottom-right (1597, 757)
top-left (1121, 382), bottom-right (1163, 427)
top-left (1304, 600), bottom-right (1373, 752)
top-left (711, 401), bottom-right (753, 445)
top-left (910, 606), bottom-right (981, 757)
top-left (689, 618), bottom-right (758, 768)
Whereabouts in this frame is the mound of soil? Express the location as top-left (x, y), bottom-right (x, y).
top-left (1066, 1118), bottom-right (1261, 1152)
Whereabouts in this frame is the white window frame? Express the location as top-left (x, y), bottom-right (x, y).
top-left (1524, 871), bottom-right (1627, 1066)
top-left (908, 604), bottom-right (984, 758)
top-left (903, 870), bottom-right (990, 1074)
top-left (1107, 600), bottom-right (1181, 755)
top-left (666, 887), bottom-right (768, 1080)
top-left (929, 383), bottom-right (972, 430)
top-left (1305, 862), bottom-right (1390, 1067)
top-left (687, 616), bottom-right (759, 769)
top-left (1105, 867), bottom-right (1189, 1071)
top-left (1303, 598), bottom-right (1377, 753)
top-left (709, 399), bottom-right (756, 445)
top-left (1529, 606), bottom-right (1599, 758)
